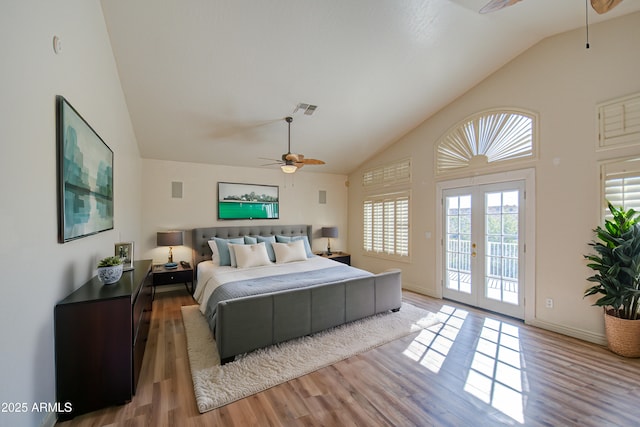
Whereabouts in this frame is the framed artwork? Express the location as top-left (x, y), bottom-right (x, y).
top-left (56, 96), bottom-right (114, 242)
top-left (217, 182), bottom-right (279, 220)
top-left (115, 242), bottom-right (134, 271)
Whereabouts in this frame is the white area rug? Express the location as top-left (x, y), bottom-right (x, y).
top-left (181, 303), bottom-right (438, 413)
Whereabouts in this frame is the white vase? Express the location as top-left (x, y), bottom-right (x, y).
top-left (97, 264), bottom-right (123, 285)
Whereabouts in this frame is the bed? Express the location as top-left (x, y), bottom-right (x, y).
top-left (192, 224), bottom-right (403, 364)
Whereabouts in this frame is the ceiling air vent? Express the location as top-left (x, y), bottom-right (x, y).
top-left (294, 103), bottom-right (318, 116)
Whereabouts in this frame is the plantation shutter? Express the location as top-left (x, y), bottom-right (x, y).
top-left (363, 192), bottom-right (410, 258)
top-left (601, 157), bottom-right (640, 219)
top-left (598, 92), bottom-right (640, 149)
top-left (372, 201), bottom-right (384, 253)
top-left (396, 197), bottom-right (409, 256)
top-left (435, 109), bottom-right (536, 175)
top-left (363, 158), bottom-right (411, 188)
top-left (363, 202), bottom-right (373, 251)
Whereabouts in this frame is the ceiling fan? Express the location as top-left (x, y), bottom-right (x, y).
top-left (479, 0), bottom-right (623, 14)
top-left (262, 116), bottom-right (325, 174)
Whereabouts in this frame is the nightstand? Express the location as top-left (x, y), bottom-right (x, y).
top-left (152, 263), bottom-right (194, 299)
top-left (315, 251), bottom-right (351, 266)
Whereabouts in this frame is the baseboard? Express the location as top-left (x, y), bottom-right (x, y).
top-left (401, 281), bottom-right (440, 299)
top-left (526, 318), bottom-right (607, 346)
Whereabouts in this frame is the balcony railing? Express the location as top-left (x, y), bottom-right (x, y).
top-left (446, 239), bottom-right (518, 280)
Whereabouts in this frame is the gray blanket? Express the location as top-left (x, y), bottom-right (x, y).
top-left (204, 264), bottom-right (372, 333)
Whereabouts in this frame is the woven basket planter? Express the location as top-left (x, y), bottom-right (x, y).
top-left (604, 309), bottom-right (640, 358)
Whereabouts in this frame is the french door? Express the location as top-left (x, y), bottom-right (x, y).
top-left (442, 181), bottom-right (525, 319)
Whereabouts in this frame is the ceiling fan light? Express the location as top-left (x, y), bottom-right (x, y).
top-left (281, 164), bottom-right (297, 174)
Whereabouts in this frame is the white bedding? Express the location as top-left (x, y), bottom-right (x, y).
top-left (194, 256), bottom-right (347, 314)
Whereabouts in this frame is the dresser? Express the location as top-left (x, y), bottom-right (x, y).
top-left (54, 259), bottom-right (152, 421)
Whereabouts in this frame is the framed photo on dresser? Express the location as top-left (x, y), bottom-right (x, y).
top-left (115, 242), bottom-right (134, 271)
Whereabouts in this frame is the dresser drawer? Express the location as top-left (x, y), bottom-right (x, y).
top-left (153, 269), bottom-right (192, 285)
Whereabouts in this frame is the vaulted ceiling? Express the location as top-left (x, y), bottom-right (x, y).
top-left (100, 0), bottom-right (640, 174)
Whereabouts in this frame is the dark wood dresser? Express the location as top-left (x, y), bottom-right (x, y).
top-left (54, 259), bottom-right (152, 421)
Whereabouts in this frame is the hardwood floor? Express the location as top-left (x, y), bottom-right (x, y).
top-left (56, 289), bottom-right (640, 427)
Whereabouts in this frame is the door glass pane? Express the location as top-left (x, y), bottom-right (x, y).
top-left (485, 191), bottom-right (519, 305)
top-left (446, 195), bottom-right (472, 294)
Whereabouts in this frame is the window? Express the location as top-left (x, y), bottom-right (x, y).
top-left (597, 92), bottom-right (640, 150)
top-left (435, 109), bottom-right (536, 175)
top-left (601, 157), bottom-right (640, 220)
top-left (363, 192), bottom-right (409, 259)
top-left (363, 158), bottom-right (411, 188)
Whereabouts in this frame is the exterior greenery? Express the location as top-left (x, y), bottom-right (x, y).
top-left (97, 256), bottom-right (123, 268)
top-left (584, 202), bottom-right (640, 320)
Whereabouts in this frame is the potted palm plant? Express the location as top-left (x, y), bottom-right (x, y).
top-left (97, 256), bottom-right (124, 285)
top-left (584, 202), bottom-right (640, 357)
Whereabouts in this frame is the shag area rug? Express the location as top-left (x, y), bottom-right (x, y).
top-left (181, 302), bottom-right (438, 413)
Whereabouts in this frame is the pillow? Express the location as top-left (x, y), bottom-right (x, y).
top-left (228, 243), bottom-right (242, 267)
top-left (244, 236), bottom-right (257, 244)
top-left (207, 240), bottom-right (220, 264)
top-left (257, 235), bottom-right (276, 262)
top-left (275, 235), bottom-right (313, 258)
top-left (233, 242), bottom-right (272, 268)
top-left (272, 239), bottom-right (308, 264)
top-left (209, 237), bottom-right (244, 266)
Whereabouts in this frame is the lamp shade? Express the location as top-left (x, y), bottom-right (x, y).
top-left (321, 227), bottom-right (338, 238)
top-left (157, 231), bottom-right (183, 247)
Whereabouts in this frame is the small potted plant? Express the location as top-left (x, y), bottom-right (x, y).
top-left (97, 256), bottom-right (124, 285)
top-left (584, 202), bottom-right (640, 357)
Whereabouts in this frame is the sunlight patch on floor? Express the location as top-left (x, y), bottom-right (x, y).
top-left (402, 305), bottom-right (468, 373)
top-left (464, 318), bottom-right (525, 424)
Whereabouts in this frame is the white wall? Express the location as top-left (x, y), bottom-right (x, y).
top-left (0, 2), bottom-right (141, 426)
top-left (348, 12), bottom-right (640, 343)
top-left (140, 160), bottom-right (349, 264)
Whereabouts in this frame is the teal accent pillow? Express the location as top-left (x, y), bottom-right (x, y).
top-left (276, 235), bottom-right (313, 258)
top-left (244, 236), bottom-right (257, 244)
top-left (257, 235), bottom-right (276, 262)
top-left (214, 237), bottom-right (244, 266)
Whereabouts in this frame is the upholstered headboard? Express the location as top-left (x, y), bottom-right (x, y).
top-left (191, 224), bottom-right (313, 266)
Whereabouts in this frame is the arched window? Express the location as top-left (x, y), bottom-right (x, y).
top-left (436, 109), bottom-right (537, 175)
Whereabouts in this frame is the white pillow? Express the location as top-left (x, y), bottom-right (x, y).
top-left (233, 242), bottom-right (272, 269)
top-left (207, 240), bottom-right (220, 265)
top-left (272, 239), bottom-right (308, 264)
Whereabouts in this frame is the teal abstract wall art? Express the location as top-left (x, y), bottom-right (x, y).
top-left (57, 96), bottom-right (113, 243)
top-left (217, 182), bottom-right (279, 220)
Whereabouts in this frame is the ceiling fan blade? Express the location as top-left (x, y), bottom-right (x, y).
top-left (294, 162), bottom-right (305, 169)
top-left (300, 158), bottom-right (325, 165)
top-left (591, 0), bottom-right (623, 14)
top-left (479, 0), bottom-right (522, 14)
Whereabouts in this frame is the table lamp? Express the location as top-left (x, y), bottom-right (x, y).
top-left (321, 227), bottom-right (338, 256)
top-left (157, 231), bottom-right (183, 264)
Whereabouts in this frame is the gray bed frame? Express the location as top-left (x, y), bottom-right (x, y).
top-left (192, 224), bottom-right (402, 364)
